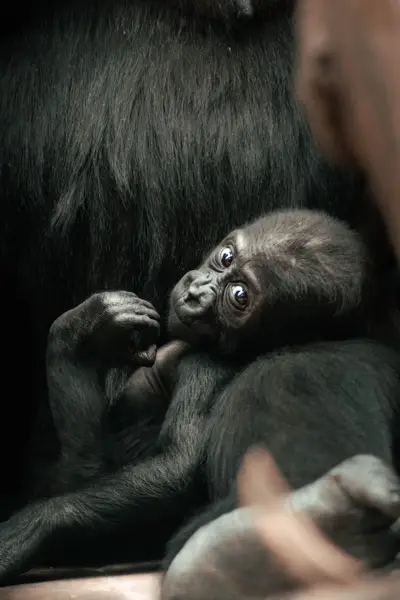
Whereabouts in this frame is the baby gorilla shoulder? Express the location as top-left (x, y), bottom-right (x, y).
top-left (168, 208), bottom-right (373, 356)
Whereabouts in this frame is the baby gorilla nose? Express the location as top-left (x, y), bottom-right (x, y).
top-left (178, 271), bottom-right (217, 325)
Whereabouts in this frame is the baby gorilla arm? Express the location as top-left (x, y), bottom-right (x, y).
top-left (45, 291), bottom-right (161, 487)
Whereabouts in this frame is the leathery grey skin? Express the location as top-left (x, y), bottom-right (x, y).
top-left (162, 455), bottom-right (400, 600)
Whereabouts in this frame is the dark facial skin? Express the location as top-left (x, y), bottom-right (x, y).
top-left (168, 209), bottom-right (371, 356)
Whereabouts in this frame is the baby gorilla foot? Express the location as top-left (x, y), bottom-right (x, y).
top-left (49, 290), bottom-right (160, 367)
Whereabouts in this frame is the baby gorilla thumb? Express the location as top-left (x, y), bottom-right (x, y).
top-left (133, 344), bottom-right (158, 367)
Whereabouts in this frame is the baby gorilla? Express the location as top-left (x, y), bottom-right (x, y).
top-left (87, 207), bottom-right (374, 433)
top-left (168, 207), bottom-right (372, 355)
top-left (0, 209), bottom-right (399, 589)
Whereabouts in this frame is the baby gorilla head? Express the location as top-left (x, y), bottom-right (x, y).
top-left (168, 209), bottom-right (372, 356)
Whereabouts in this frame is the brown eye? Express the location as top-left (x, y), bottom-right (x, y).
top-left (230, 284), bottom-right (248, 309)
top-left (220, 247), bottom-right (234, 268)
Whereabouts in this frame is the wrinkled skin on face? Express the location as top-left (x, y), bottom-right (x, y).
top-left (168, 209), bottom-right (371, 356)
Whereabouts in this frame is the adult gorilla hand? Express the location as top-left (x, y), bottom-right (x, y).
top-left (162, 450), bottom-right (400, 600)
top-left (283, 454), bottom-right (400, 568)
top-left (294, 0), bottom-right (400, 260)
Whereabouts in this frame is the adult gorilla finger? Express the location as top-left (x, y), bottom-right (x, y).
top-left (237, 446), bottom-right (290, 508)
top-left (237, 448), bottom-right (361, 586)
top-left (329, 455), bottom-right (400, 519)
top-left (256, 503), bottom-right (361, 586)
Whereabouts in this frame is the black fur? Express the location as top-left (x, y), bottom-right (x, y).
top-left (0, 209), bottom-right (399, 585)
top-left (0, 0), bottom-right (368, 497)
top-left (1, 311), bottom-right (399, 584)
top-left (0, 0), bottom-right (396, 586)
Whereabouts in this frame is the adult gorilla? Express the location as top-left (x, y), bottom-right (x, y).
top-left (0, 0), bottom-right (373, 504)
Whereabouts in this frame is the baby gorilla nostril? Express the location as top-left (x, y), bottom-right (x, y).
top-left (187, 281), bottom-right (216, 310)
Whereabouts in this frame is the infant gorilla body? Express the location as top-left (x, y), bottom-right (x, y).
top-left (1, 209), bottom-right (400, 589)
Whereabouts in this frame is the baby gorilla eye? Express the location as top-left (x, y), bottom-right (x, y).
top-left (230, 284), bottom-right (248, 309)
top-left (220, 247), bottom-right (234, 268)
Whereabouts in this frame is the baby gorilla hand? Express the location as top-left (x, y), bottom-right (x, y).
top-left (49, 291), bottom-right (160, 367)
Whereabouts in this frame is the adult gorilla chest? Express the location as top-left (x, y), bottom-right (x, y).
top-left (0, 1), bottom-right (357, 312)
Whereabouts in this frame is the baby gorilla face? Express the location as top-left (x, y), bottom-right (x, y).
top-left (168, 242), bottom-right (262, 352)
top-left (168, 209), bottom-right (370, 355)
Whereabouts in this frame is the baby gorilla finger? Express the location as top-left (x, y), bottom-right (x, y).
top-left (136, 298), bottom-right (160, 311)
top-left (105, 290), bottom-right (153, 305)
top-left (134, 344), bottom-right (158, 367)
top-left (132, 308), bottom-right (160, 321)
top-left (112, 311), bottom-right (160, 330)
top-left (129, 317), bottom-right (161, 365)
top-left (114, 299), bottom-right (160, 322)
